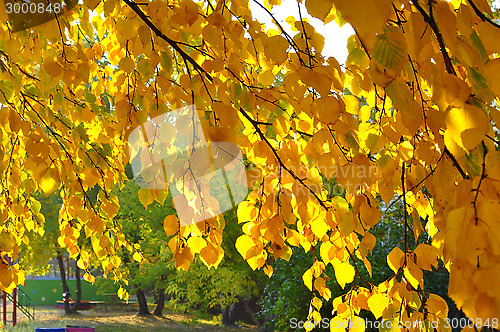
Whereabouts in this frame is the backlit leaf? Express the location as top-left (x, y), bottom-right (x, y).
top-left (367, 292), bottom-right (389, 319)
top-left (163, 215), bottom-right (179, 236)
top-left (387, 246), bottom-right (404, 273)
top-left (334, 261), bottom-right (355, 289)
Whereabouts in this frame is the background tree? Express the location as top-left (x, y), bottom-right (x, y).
top-left (114, 178), bottom-right (266, 323)
top-left (20, 191), bottom-right (97, 314)
top-left (112, 179), bottom-right (176, 315)
top-left (165, 207), bottom-right (267, 326)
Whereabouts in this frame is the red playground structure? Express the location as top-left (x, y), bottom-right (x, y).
top-left (0, 287), bottom-right (35, 327)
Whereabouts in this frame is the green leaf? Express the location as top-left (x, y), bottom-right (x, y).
top-left (0, 81), bottom-right (14, 103)
top-left (372, 26), bottom-right (407, 72)
top-left (160, 52), bottom-right (172, 71)
top-left (85, 92), bottom-right (96, 104)
top-left (347, 47), bottom-right (370, 69)
top-left (468, 66), bottom-right (493, 102)
top-left (470, 31), bottom-right (488, 63)
top-left (464, 148), bottom-right (483, 177)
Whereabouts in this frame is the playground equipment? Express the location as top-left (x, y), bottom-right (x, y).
top-left (56, 300), bottom-right (95, 310)
top-left (0, 287), bottom-right (35, 326)
top-left (35, 326), bottom-right (95, 331)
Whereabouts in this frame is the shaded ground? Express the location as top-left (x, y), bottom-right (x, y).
top-left (6, 304), bottom-right (258, 331)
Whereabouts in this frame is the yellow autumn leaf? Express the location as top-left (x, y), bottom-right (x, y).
top-left (404, 257), bottom-right (423, 289)
top-left (39, 171), bottom-right (58, 196)
top-left (367, 292), bottom-right (389, 319)
top-left (387, 78), bottom-right (423, 134)
top-left (485, 150), bottom-right (500, 182)
top-left (0, 233), bottom-right (16, 252)
top-left (177, 0), bottom-right (199, 26)
top-left (175, 247), bottom-right (194, 272)
top-left (445, 207), bottom-right (472, 258)
top-left (414, 244), bottom-right (440, 271)
top-left (200, 243), bottom-right (224, 268)
top-left (311, 96), bottom-right (342, 125)
top-left (320, 241), bottom-right (336, 265)
top-left (343, 95), bottom-right (359, 115)
top-left (236, 234), bottom-right (257, 259)
top-left (333, 0), bottom-right (393, 51)
top-left (117, 286), bottom-right (128, 300)
top-left (334, 261), bottom-right (355, 289)
top-left (387, 246), bottom-right (404, 273)
top-left (297, 66), bottom-right (333, 97)
top-left (119, 57), bottom-right (136, 74)
top-left (476, 22), bottom-right (500, 55)
top-left (434, 1), bottom-right (457, 53)
top-left (445, 104), bottom-right (489, 152)
top-left (158, 122), bottom-right (176, 145)
top-left (133, 252), bottom-right (143, 262)
top-left (187, 236), bottom-right (207, 254)
top-left (84, 0), bottom-right (101, 10)
top-left (485, 59), bottom-right (500, 98)
top-left (83, 273), bottom-right (95, 283)
top-left (425, 294), bottom-right (449, 318)
top-left (359, 232), bottom-right (376, 257)
top-left (330, 316), bottom-right (347, 332)
top-left (310, 217), bottom-right (329, 239)
top-left (311, 296), bottom-right (323, 310)
top-left (273, 115), bottom-right (290, 139)
top-left (163, 215), bottom-right (179, 236)
top-left (305, 0), bottom-right (334, 22)
top-left (304, 320), bottom-right (315, 332)
top-left (138, 188), bottom-right (155, 209)
top-left (43, 57), bottom-right (64, 78)
top-left (348, 316), bottom-right (365, 332)
top-left (264, 35), bottom-right (289, 65)
top-left (314, 277), bottom-right (332, 300)
top-left (336, 210), bottom-right (357, 236)
top-left (263, 264), bottom-right (273, 277)
top-left (303, 266), bottom-right (314, 291)
top-left (237, 201), bottom-right (258, 224)
top-left (0, 268), bottom-right (14, 292)
top-left (258, 69), bottom-right (275, 87)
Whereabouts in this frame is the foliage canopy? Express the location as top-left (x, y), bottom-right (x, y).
top-left (1, 0), bottom-right (500, 329)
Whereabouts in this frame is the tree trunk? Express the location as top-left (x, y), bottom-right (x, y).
top-left (221, 302), bottom-right (236, 326)
top-left (136, 288), bottom-right (150, 316)
top-left (241, 286), bottom-right (262, 329)
top-left (56, 254), bottom-right (71, 315)
top-left (153, 288), bottom-right (165, 316)
top-left (70, 259), bottom-right (81, 314)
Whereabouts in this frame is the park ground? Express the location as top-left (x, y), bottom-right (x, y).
top-left (2, 304), bottom-right (258, 331)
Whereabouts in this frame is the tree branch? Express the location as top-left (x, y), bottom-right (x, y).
top-left (251, 0), bottom-right (309, 67)
top-left (123, 0), bottom-right (213, 82)
top-left (467, 0), bottom-right (500, 29)
top-left (238, 107), bottom-right (328, 209)
top-left (411, 0), bottom-right (456, 76)
top-left (443, 147), bottom-right (469, 180)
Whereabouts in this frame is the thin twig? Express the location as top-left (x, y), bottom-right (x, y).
top-left (467, 0), bottom-right (500, 29)
top-left (123, 0), bottom-right (213, 82)
top-left (411, 0), bottom-right (456, 75)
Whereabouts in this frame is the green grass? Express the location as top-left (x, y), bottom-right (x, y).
top-left (1, 304), bottom-right (256, 332)
top-left (3, 321), bottom-right (184, 332)
top-left (3, 320), bottom-right (65, 331)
